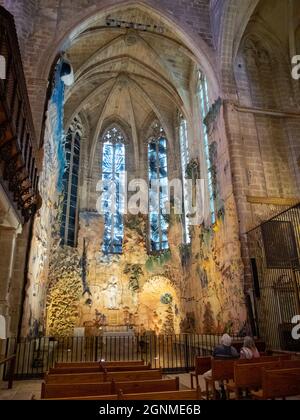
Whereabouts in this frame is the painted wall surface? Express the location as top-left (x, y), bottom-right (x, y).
top-left (46, 212), bottom-right (183, 336)
top-left (44, 104), bottom-right (247, 337)
top-left (44, 195), bottom-right (246, 337)
top-left (23, 94), bottom-right (248, 338)
top-left (21, 64), bottom-right (65, 337)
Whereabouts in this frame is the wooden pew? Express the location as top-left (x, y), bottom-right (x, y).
top-left (204, 358), bottom-right (236, 400)
top-left (119, 387), bottom-right (202, 400)
top-left (45, 372), bottom-right (106, 384)
top-left (42, 378), bottom-right (179, 400)
top-left (41, 381), bottom-right (112, 399)
top-left (112, 377), bottom-right (179, 394)
top-left (101, 362), bottom-right (151, 373)
top-left (281, 359), bottom-right (300, 369)
top-left (45, 369), bottom-right (162, 384)
top-left (48, 394), bottom-right (119, 400)
top-left (204, 356), bottom-right (288, 400)
top-left (106, 370), bottom-right (162, 383)
top-left (61, 387), bottom-right (202, 401)
top-left (237, 355), bottom-right (291, 363)
top-left (49, 366), bottom-right (103, 374)
top-left (252, 368), bottom-right (300, 400)
top-left (226, 361), bottom-right (282, 399)
top-left (55, 360), bottom-right (144, 368)
top-left (190, 357), bottom-right (211, 389)
top-left (102, 360), bottom-right (145, 367)
top-left (48, 363), bottom-right (151, 375)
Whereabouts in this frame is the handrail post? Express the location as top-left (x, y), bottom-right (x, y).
top-left (95, 335), bottom-right (98, 362)
top-left (184, 334), bottom-right (190, 373)
top-left (8, 355), bottom-right (15, 389)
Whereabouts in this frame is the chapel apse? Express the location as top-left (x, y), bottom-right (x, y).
top-left (22, 4), bottom-right (248, 338)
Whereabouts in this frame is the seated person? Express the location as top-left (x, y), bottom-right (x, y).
top-left (203, 334), bottom-right (239, 399)
top-left (213, 334), bottom-right (239, 359)
top-left (240, 336), bottom-right (260, 359)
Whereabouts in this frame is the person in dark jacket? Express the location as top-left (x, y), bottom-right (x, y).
top-left (213, 334), bottom-right (239, 359)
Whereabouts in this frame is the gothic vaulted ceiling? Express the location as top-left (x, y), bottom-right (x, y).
top-left (63, 6), bottom-right (197, 153)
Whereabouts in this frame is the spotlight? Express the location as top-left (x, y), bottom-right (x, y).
top-left (60, 57), bottom-right (74, 86)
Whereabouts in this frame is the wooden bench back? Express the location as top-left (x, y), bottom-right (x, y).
top-left (49, 363), bottom-right (151, 375)
top-left (55, 360), bottom-right (144, 368)
top-left (55, 362), bottom-right (101, 368)
top-left (41, 381), bottom-right (112, 399)
top-left (278, 354), bottom-right (292, 361)
top-left (51, 387), bottom-right (202, 401)
top-left (195, 356), bottom-right (211, 375)
top-left (211, 359), bottom-right (236, 381)
top-left (236, 355), bottom-right (290, 364)
top-left (119, 387), bottom-right (202, 400)
top-left (233, 361), bottom-right (281, 388)
top-left (101, 363), bottom-right (151, 372)
top-left (50, 394), bottom-right (119, 400)
top-left (281, 359), bottom-right (300, 369)
top-left (261, 368), bottom-right (300, 399)
top-left (211, 355), bottom-right (290, 381)
top-left (112, 378), bottom-right (179, 394)
top-left (49, 366), bottom-right (103, 374)
top-left (45, 371), bottom-right (106, 384)
top-left (106, 369), bottom-right (162, 382)
top-left (102, 360), bottom-right (145, 367)
top-left (45, 369), bottom-right (162, 384)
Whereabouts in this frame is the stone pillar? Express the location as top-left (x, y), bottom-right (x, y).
top-left (8, 223), bottom-right (30, 337)
top-left (0, 227), bottom-right (17, 336)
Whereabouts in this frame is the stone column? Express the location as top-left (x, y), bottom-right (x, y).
top-left (0, 227), bottom-right (17, 336)
top-left (8, 223), bottom-right (30, 337)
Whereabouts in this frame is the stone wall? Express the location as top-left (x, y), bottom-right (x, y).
top-left (0, 0), bottom-right (214, 143)
top-left (21, 72), bottom-right (65, 337)
top-left (227, 14), bottom-right (300, 289)
top-left (4, 0), bottom-right (299, 338)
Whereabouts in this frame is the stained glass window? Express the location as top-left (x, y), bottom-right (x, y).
top-left (60, 128), bottom-right (81, 247)
top-left (179, 116), bottom-right (191, 243)
top-left (51, 59), bottom-right (65, 192)
top-left (148, 124), bottom-right (169, 252)
top-left (101, 126), bottom-right (126, 254)
top-left (198, 71), bottom-right (216, 224)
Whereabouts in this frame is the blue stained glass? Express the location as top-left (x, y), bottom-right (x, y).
top-left (51, 59), bottom-right (66, 193)
top-left (148, 133), bottom-right (169, 252)
top-left (101, 127), bottom-right (125, 254)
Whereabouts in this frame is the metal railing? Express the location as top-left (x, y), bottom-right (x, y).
top-left (2, 333), bottom-right (244, 379)
top-left (247, 203), bottom-right (300, 351)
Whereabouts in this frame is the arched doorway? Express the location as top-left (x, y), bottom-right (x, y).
top-left (138, 276), bottom-right (180, 334)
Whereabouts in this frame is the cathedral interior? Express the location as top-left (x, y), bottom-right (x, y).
top-left (0, 0), bottom-right (300, 382)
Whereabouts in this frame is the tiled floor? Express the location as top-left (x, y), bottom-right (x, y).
top-left (0, 380), bottom-right (41, 400)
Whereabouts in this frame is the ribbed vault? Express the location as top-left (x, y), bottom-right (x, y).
top-left (63, 5), bottom-right (200, 168)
